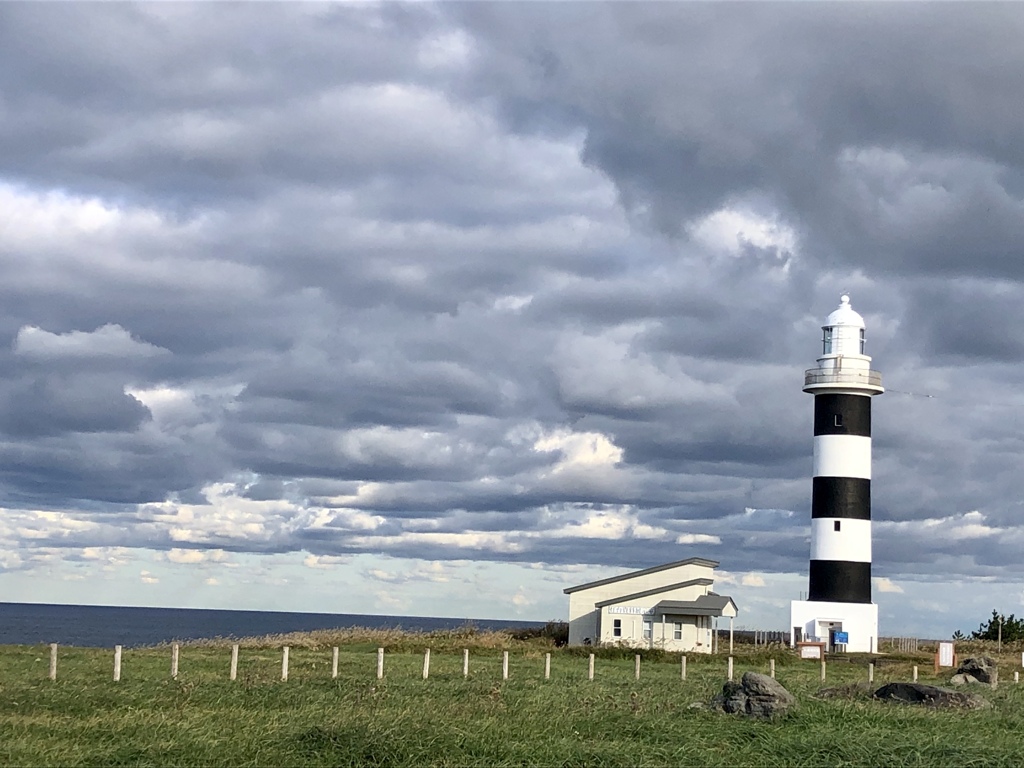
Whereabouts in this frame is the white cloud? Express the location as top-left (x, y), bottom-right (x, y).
top-left (140, 570), bottom-right (159, 584)
top-left (534, 429), bottom-right (623, 471)
top-left (14, 323), bottom-right (168, 360)
top-left (689, 207), bottom-right (797, 260)
top-left (676, 533), bottom-right (722, 545)
top-left (875, 577), bottom-right (904, 594)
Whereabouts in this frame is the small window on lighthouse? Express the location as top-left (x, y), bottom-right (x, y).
top-left (834, 414), bottom-right (843, 427)
top-left (834, 521), bottom-right (841, 532)
top-left (823, 328), bottom-right (833, 354)
top-left (859, 328), bottom-right (865, 354)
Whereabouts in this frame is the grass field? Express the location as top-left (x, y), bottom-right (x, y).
top-left (2, 632), bottom-right (1023, 766)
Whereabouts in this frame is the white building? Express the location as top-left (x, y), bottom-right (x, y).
top-left (564, 558), bottom-right (738, 652)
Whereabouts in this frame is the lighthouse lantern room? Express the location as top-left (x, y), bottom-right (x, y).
top-left (790, 295), bottom-right (882, 654)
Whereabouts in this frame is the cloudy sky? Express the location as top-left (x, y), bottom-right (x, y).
top-left (2, 2), bottom-right (1023, 638)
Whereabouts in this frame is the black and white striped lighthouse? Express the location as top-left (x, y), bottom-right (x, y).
top-left (791, 295), bottom-right (882, 653)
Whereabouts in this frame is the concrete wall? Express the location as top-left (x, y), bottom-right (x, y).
top-left (790, 599), bottom-right (878, 653)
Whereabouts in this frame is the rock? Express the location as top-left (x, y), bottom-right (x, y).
top-left (711, 672), bottom-right (796, 718)
top-left (874, 682), bottom-right (989, 709)
top-left (953, 656), bottom-right (998, 686)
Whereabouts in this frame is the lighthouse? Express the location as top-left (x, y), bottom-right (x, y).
top-left (790, 295), bottom-right (882, 654)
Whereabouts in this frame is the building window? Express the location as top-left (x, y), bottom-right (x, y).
top-left (859, 328), bottom-right (865, 354)
top-left (674, 622), bottom-right (683, 640)
top-left (834, 414), bottom-right (843, 427)
top-left (643, 621), bottom-right (652, 640)
top-left (823, 328), bottom-right (833, 354)
top-left (834, 520), bottom-right (841, 532)
top-left (613, 619), bottom-right (622, 638)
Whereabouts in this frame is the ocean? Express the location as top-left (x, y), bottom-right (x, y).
top-left (0, 602), bottom-right (545, 648)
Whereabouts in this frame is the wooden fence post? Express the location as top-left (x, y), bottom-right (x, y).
top-left (171, 643), bottom-right (179, 679)
top-left (463, 649), bottom-right (469, 679)
top-left (868, 662), bottom-right (874, 683)
top-left (1014, 671), bottom-right (1019, 684)
top-left (377, 647), bottom-right (384, 680)
top-left (49, 643), bottom-right (57, 681)
top-left (727, 656), bottom-right (734, 681)
top-left (769, 658), bottom-right (775, 679)
top-left (912, 665), bottom-right (918, 682)
top-left (681, 655), bottom-right (687, 681)
top-left (544, 653), bottom-right (551, 680)
top-left (502, 650), bottom-right (509, 681)
top-left (230, 644), bottom-right (239, 681)
top-left (635, 654), bottom-right (641, 680)
top-left (422, 649), bottom-right (431, 680)
top-left (332, 647), bottom-right (339, 679)
top-left (820, 658), bottom-right (826, 683)
top-left (588, 653), bottom-right (595, 681)
top-left (113, 645), bottom-right (122, 682)
top-left (281, 647), bottom-right (289, 682)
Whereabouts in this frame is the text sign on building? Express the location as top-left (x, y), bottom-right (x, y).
top-left (937, 641), bottom-right (955, 668)
top-left (833, 631), bottom-right (849, 644)
top-left (606, 606), bottom-right (654, 615)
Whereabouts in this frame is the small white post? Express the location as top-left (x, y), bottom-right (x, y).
top-left (727, 656), bottom-right (734, 681)
top-left (281, 646), bottom-right (289, 682)
top-left (230, 644), bottom-right (239, 681)
top-left (635, 654), bottom-right (641, 681)
top-left (171, 643), bottom-right (179, 679)
top-left (502, 651), bottom-right (509, 680)
top-left (377, 647), bottom-right (384, 680)
top-left (49, 643), bottom-right (57, 681)
top-left (544, 653), bottom-right (551, 680)
top-left (588, 653), bottom-right (595, 681)
top-left (868, 662), bottom-right (874, 683)
top-left (769, 658), bottom-right (775, 679)
top-left (463, 648), bottom-right (469, 678)
top-left (912, 665), bottom-right (918, 682)
top-left (681, 655), bottom-right (687, 681)
top-left (729, 617), bottom-right (734, 654)
top-left (820, 658), bottom-right (826, 683)
top-left (422, 648), bottom-right (431, 680)
top-left (332, 647), bottom-right (339, 679)
top-left (113, 645), bottom-right (122, 682)
top-left (1014, 671), bottom-right (1019, 684)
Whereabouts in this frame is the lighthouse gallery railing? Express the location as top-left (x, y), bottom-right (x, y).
top-left (804, 368), bottom-right (882, 388)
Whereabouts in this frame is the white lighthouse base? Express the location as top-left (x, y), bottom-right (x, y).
top-left (790, 600), bottom-right (878, 654)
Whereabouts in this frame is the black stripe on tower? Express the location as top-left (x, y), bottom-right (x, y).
top-left (811, 477), bottom-right (870, 520)
top-left (808, 561), bottom-right (872, 603)
top-left (813, 393), bottom-right (871, 437)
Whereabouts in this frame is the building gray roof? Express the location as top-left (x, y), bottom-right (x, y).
top-left (652, 593), bottom-right (738, 617)
top-left (563, 557), bottom-right (720, 595)
top-left (593, 578), bottom-right (714, 608)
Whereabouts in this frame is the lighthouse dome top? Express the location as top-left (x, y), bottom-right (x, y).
top-left (825, 294), bottom-right (865, 329)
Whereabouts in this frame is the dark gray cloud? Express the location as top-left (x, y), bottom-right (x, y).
top-left (0, 2), bottom-right (1023, 632)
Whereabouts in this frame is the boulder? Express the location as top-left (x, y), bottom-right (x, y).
top-left (874, 682), bottom-right (988, 709)
top-left (711, 671), bottom-right (797, 718)
top-left (952, 656), bottom-right (998, 686)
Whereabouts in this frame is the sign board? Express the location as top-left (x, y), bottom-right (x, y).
top-left (833, 631), bottom-right (849, 644)
top-left (606, 607), bottom-right (654, 615)
top-left (798, 643), bottom-right (823, 659)
top-left (937, 641), bottom-right (955, 668)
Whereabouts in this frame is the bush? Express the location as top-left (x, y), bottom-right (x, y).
top-left (509, 621), bottom-right (569, 646)
top-left (971, 610), bottom-right (1024, 641)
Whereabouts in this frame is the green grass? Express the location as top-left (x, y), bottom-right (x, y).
top-left (2, 638), bottom-right (1023, 766)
